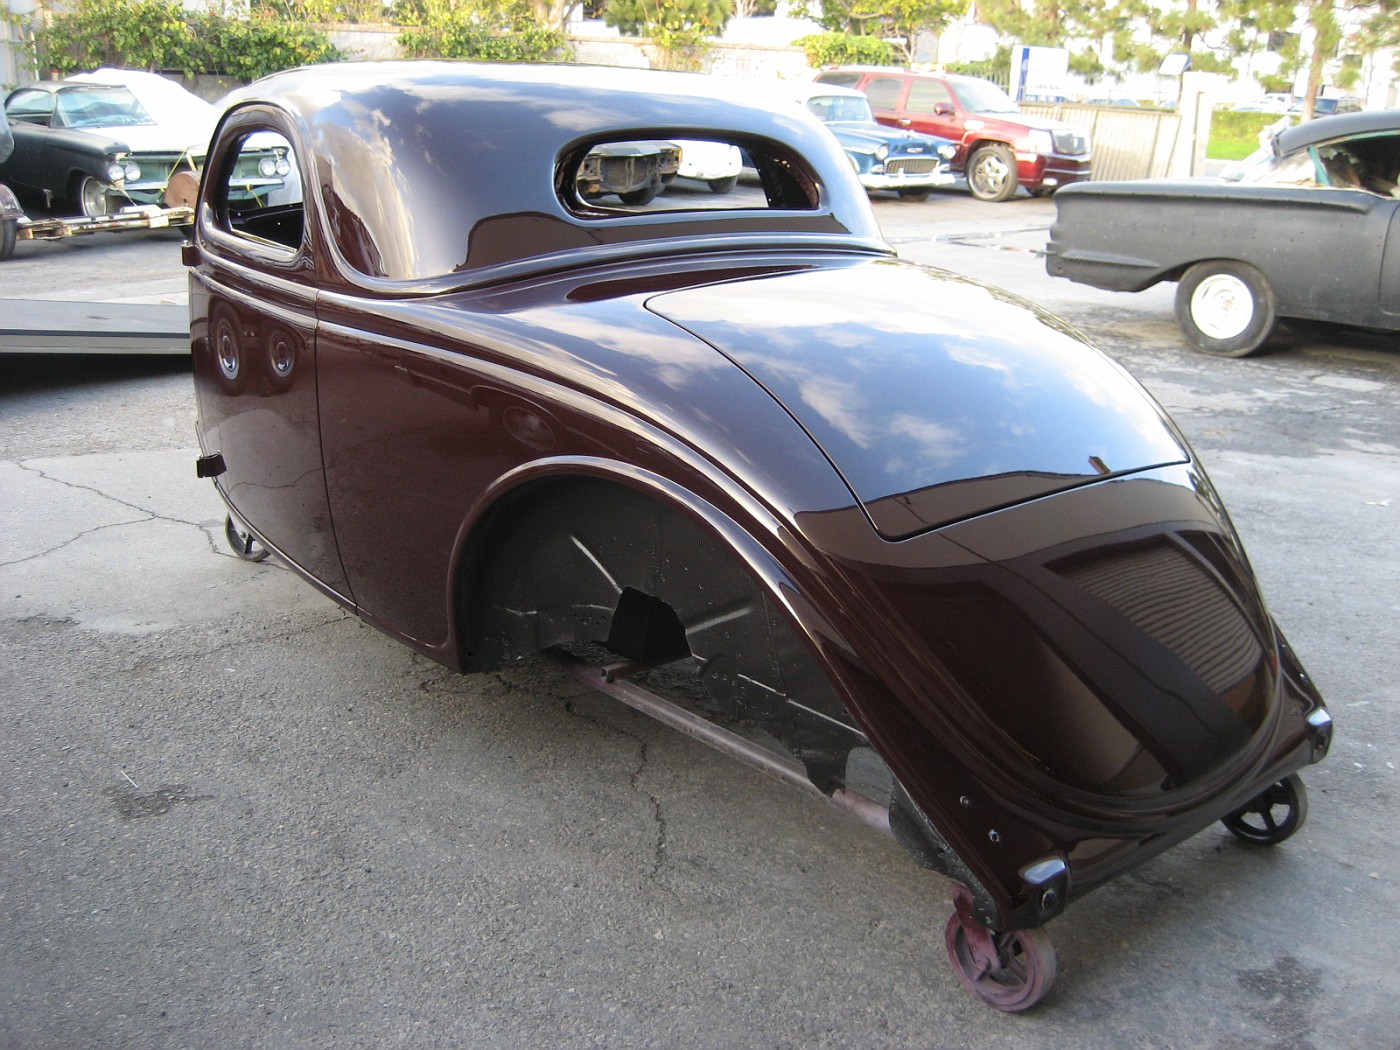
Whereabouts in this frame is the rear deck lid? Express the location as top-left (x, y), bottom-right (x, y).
top-left (648, 260), bottom-right (1190, 539)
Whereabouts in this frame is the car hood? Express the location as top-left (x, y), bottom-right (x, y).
top-left (85, 121), bottom-right (212, 157)
top-left (827, 122), bottom-right (942, 153)
top-left (647, 259), bottom-right (1191, 539)
top-left (971, 111), bottom-right (1075, 134)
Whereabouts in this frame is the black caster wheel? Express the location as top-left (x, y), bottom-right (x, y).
top-left (1222, 773), bottom-right (1308, 845)
top-left (224, 514), bottom-right (271, 562)
top-left (944, 890), bottom-right (1056, 1012)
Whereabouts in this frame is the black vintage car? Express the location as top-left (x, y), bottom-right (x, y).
top-left (188, 62), bottom-right (1331, 1011)
top-left (1046, 109), bottom-right (1400, 356)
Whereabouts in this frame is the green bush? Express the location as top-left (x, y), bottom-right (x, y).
top-left (1208, 109), bottom-right (1292, 160)
top-left (398, 15), bottom-right (570, 62)
top-left (31, 0), bottom-right (341, 79)
top-left (795, 32), bottom-right (894, 68)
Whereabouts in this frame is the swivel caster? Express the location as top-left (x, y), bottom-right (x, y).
top-left (1222, 773), bottom-right (1308, 845)
top-left (224, 514), bottom-right (271, 563)
top-left (944, 885), bottom-right (1056, 1012)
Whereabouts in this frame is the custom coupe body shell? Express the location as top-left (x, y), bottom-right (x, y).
top-left (187, 63), bottom-right (1331, 1010)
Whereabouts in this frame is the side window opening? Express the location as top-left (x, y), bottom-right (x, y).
top-left (907, 81), bottom-right (952, 114)
top-left (863, 77), bottom-right (904, 111)
top-left (219, 131), bottom-right (304, 251)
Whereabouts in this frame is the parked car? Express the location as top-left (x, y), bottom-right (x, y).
top-left (1046, 109), bottom-right (1400, 355)
top-left (670, 139), bottom-right (744, 194)
top-left (813, 67), bottom-right (1091, 201)
top-left (575, 140), bottom-right (680, 205)
top-left (188, 61), bottom-right (1330, 1012)
top-left (0, 118), bottom-right (16, 260)
top-left (1, 70), bottom-right (290, 218)
top-left (789, 82), bottom-right (955, 201)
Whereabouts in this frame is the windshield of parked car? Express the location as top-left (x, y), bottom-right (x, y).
top-left (1224, 130), bottom-right (1400, 196)
top-left (805, 94), bottom-right (875, 124)
top-left (56, 87), bottom-right (153, 129)
top-left (1222, 145), bottom-right (1319, 186)
top-left (955, 79), bottom-right (1020, 114)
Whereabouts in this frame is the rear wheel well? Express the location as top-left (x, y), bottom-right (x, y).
top-left (454, 475), bottom-right (876, 795)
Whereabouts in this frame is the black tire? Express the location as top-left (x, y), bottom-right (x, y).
top-left (1222, 774), bottom-right (1308, 845)
top-left (897, 188), bottom-right (930, 202)
top-left (708, 175), bottom-right (739, 194)
top-left (75, 174), bottom-right (114, 218)
top-left (619, 182), bottom-right (661, 206)
top-left (0, 217), bottom-right (15, 261)
top-left (1174, 260), bottom-right (1278, 357)
top-left (966, 143), bottom-right (1019, 202)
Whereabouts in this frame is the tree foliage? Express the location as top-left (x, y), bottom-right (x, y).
top-left (975, 0), bottom-right (1123, 80)
top-left (397, 0), bottom-right (572, 60)
top-left (29, 0), bottom-right (340, 78)
top-left (604, 0), bottom-right (731, 69)
top-left (974, 0), bottom-right (1397, 100)
top-left (796, 0), bottom-right (969, 63)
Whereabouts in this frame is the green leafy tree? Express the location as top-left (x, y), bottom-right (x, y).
top-left (603, 0), bottom-right (731, 70)
top-left (854, 0), bottom-right (971, 64)
top-left (796, 0), bottom-right (968, 64)
top-left (398, 0), bottom-right (571, 60)
top-left (1112, 0), bottom-right (1239, 75)
top-left (976, 0), bottom-right (1124, 81)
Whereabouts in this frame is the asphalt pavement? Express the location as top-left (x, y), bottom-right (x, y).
top-left (2, 191), bottom-right (1398, 1049)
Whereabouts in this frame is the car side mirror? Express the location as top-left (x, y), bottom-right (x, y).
top-left (934, 103), bottom-right (955, 117)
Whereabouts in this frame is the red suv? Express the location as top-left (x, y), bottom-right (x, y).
top-left (814, 68), bottom-right (1092, 202)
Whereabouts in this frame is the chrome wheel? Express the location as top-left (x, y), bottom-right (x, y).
top-left (76, 175), bottom-right (114, 218)
top-left (967, 144), bottom-right (1018, 202)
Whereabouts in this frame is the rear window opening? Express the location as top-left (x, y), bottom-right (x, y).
top-left (561, 135), bottom-right (822, 215)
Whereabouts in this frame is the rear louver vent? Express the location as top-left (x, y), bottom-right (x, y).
top-left (1062, 544), bottom-right (1261, 695)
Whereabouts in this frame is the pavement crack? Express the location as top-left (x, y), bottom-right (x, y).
top-left (6, 460), bottom-right (237, 566)
top-left (564, 698), bottom-right (669, 880)
top-left (16, 459), bottom-right (202, 525)
top-left (1, 515), bottom-right (149, 568)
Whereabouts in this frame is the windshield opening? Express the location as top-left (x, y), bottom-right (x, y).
top-left (956, 80), bottom-right (1020, 115)
top-left (57, 87), bottom-right (152, 129)
top-left (806, 95), bottom-right (875, 124)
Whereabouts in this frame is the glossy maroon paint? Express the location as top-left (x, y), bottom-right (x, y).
top-left (189, 63), bottom-right (1329, 941)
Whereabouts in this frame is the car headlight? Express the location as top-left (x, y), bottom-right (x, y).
top-left (106, 162), bottom-right (126, 183)
top-left (938, 143), bottom-right (957, 160)
top-left (1027, 129), bottom-right (1055, 154)
top-left (875, 144), bottom-right (890, 162)
top-left (276, 158), bottom-right (292, 177)
top-left (123, 161), bottom-right (141, 181)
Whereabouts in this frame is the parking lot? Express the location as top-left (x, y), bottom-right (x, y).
top-left (2, 191), bottom-right (1397, 1048)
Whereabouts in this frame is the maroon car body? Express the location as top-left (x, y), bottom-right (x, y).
top-left (187, 62), bottom-right (1330, 1011)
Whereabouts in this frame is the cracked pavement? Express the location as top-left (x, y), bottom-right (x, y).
top-left (1, 194), bottom-right (1398, 1048)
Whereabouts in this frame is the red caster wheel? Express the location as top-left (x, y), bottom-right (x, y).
top-left (943, 888), bottom-right (1057, 1012)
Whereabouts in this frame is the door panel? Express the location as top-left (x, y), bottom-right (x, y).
top-left (1382, 205), bottom-right (1400, 318)
top-left (191, 127), bottom-right (351, 597)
